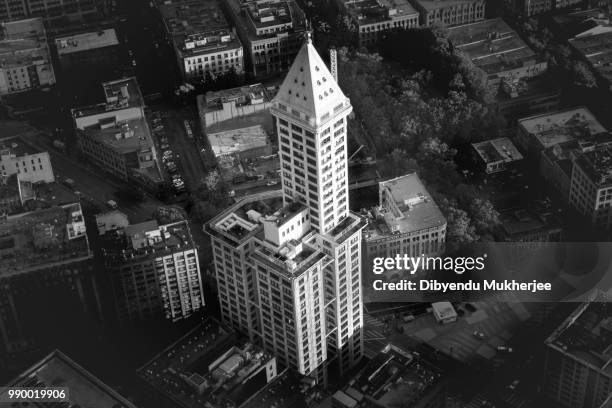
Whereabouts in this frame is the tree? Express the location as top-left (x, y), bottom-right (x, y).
top-left (572, 61), bottom-right (597, 88)
top-left (439, 199), bottom-right (477, 251)
top-left (468, 198), bottom-right (500, 235)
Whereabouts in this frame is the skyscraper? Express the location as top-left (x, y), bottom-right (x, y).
top-left (207, 35), bottom-right (365, 382)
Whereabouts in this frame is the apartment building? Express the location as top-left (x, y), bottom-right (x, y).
top-left (207, 36), bottom-right (365, 381)
top-left (224, 0), bottom-right (307, 77)
top-left (101, 219), bottom-right (204, 322)
top-left (340, 0), bottom-right (420, 46)
top-left (0, 0), bottom-right (108, 23)
top-left (544, 297), bottom-right (612, 408)
top-left (448, 18), bottom-right (547, 86)
top-left (72, 77), bottom-right (162, 187)
top-left (0, 18), bottom-right (55, 95)
top-left (569, 144), bottom-right (612, 229)
top-left (409, 0), bottom-right (485, 27)
top-left (158, 0), bottom-right (244, 80)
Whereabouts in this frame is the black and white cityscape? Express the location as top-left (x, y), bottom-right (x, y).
top-left (0, 0), bottom-right (611, 407)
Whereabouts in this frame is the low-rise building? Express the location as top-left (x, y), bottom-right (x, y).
top-left (72, 77), bottom-right (162, 187)
top-left (493, 76), bottom-right (561, 119)
top-left (223, 0), bottom-right (306, 77)
top-left (0, 18), bottom-right (55, 95)
top-left (0, 0), bottom-right (110, 24)
top-left (569, 144), bottom-right (612, 229)
top-left (409, 0), bottom-right (485, 27)
top-left (139, 318), bottom-right (279, 408)
top-left (496, 207), bottom-right (563, 241)
top-left (544, 295), bottom-right (612, 408)
top-left (541, 132), bottom-right (612, 202)
top-left (448, 18), bottom-right (547, 86)
top-left (158, 0), bottom-right (244, 80)
top-left (569, 31), bottom-right (612, 91)
top-left (516, 107), bottom-right (607, 155)
top-left (552, 8), bottom-right (612, 39)
top-left (340, 0), bottom-right (419, 46)
top-left (101, 219), bottom-right (204, 322)
top-left (8, 349), bottom-right (138, 408)
top-left (198, 82), bottom-right (277, 127)
top-left (472, 137), bottom-right (523, 174)
top-left (54, 28), bottom-right (121, 70)
top-left (363, 173), bottom-right (446, 260)
top-left (332, 343), bottom-right (446, 408)
top-left (0, 147), bottom-right (54, 183)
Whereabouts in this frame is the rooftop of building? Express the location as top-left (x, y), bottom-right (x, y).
top-left (542, 132), bottom-right (612, 178)
top-left (158, 0), bottom-right (241, 56)
top-left (0, 17), bottom-right (51, 68)
top-left (80, 117), bottom-right (152, 154)
top-left (207, 190), bottom-right (284, 245)
top-left (0, 179), bottom-right (80, 215)
top-left (347, 343), bottom-right (442, 407)
top-left (73, 77), bottom-right (144, 118)
top-left (252, 236), bottom-right (324, 278)
top-left (569, 31), bottom-right (612, 86)
top-left (552, 8), bottom-right (612, 38)
top-left (242, 369), bottom-right (321, 408)
top-left (546, 294), bottom-right (612, 374)
top-left (448, 18), bottom-right (539, 76)
top-left (226, 0), bottom-right (306, 41)
top-left (574, 144), bottom-right (612, 188)
top-left (413, 0), bottom-right (484, 11)
top-left (139, 318), bottom-right (277, 408)
top-left (55, 28), bottom-right (119, 56)
top-left (207, 124), bottom-right (269, 157)
top-left (365, 173), bottom-right (446, 241)
top-left (273, 36), bottom-right (352, 126)
top-left (204, 83), bottom-right (276, 111)
top-left (498, 207), bottom-right (562, 238)
top-left (9, 350), bottom-right (138, 408)
top-left (495, 75), bottom-right (561, 105)
top-left (518, 106), bottom-right (607, 148)
top-left (345, 0), bottom-right (418, 26)
top-left (472, 137), bottom-right (523, 164)
top-left (0, 202), bottom-right (91, 277)
top-left (101, 219), bottom-right (196, 264)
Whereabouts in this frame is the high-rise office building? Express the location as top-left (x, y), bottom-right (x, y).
top-left (206, 35), bottom-right (365, 382)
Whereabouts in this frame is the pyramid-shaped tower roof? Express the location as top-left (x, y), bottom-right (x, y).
top-left (273, 35), bottom-right (350, 126)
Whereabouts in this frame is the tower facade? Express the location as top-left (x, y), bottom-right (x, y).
top-left (207, 37), bottom-right (365, 382)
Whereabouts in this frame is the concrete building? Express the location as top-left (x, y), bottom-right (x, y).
top-left (54, 28), bottom-right (120, 70)
top-left (552, 9), bottom-right (612, 39)
top-left (0, 148), bottom-right (54, 183)
top-left (496, 206), bottom-right (563, 241)
top-left (198, 82), bottom-right (277, 127)
top-left (139, 318), bottom-right (278, 408)
top-left (569, 144), bottom-right (612, 229)
top-left (0, 18), bottom-right (55, 95)
top-left (569, 31), bottom-right (612, 91)
top-left (544, 297), bottom-right (612, 408)
top-left (409, 0), bottom-right (485, 27)
top-left (363, 173), bottom-right (446, 260)
top-left (332, 343), bottom-right (446, 408)
top-left (72, 77), bottom-right (162, 187)
top-left (158, 0), bottom-right (244, 80)
top-left (101, 219), bottom-right (204, 322)
top-left (339, 0), bottom-right (419, 46)
top-left (223, 0), bottom-right (307, 77)
top-left (516, 107), bottom-right (607, 155)
top-left (0, 0), bottom-right (109, 23)
top-left (541, 132), bottom-right (612, 202)
top-left (493, 76), bottom-right (561, 119)
top-left (0, 203), bottom-right (95, 359)
top-left (207, 36), bottom-right (366, 381)
top-left (8, 350), bottom-right (138, 407)
top-left (448, 18), bottom-right (547, 86)
top-left (472, 137), bottom-right (523, 174)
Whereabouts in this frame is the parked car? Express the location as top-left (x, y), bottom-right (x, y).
top-left (497, 345), bottom-right (513, 353)
top-left (472, 331), bottom-right (485, 339)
